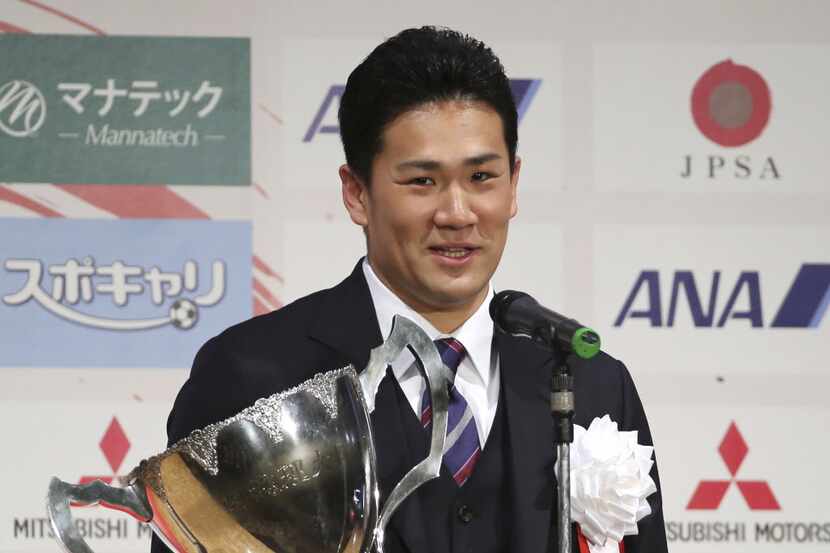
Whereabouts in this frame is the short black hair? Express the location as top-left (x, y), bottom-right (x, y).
top-left (338, 26), bottom-right (518, 184)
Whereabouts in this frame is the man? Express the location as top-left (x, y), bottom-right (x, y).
top-left (153, 27), bottom-right (668, 553)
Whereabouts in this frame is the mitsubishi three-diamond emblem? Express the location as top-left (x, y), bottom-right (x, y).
top-left (687, 421), bottom-right (779, 510)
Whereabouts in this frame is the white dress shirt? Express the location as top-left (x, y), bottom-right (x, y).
top-left (362, 259), bottom-right (501, 446)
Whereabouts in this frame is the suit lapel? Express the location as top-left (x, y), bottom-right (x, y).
top-left (308, 260), bottom-right (382, 370)
top-left (498, 331), bottom-right (557, 553)
top-left (308, 260), bottom-right (431, 553)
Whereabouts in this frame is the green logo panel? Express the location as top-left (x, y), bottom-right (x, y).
top-left (0, 35), bottom-right (250, 186)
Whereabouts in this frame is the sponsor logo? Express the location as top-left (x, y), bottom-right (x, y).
top-left (0, 219), bottom-right (251, 368)
top-left (303, 84), bottom-right (343, 142)
top-left (3, 257), bottom-right (223, 331)
top-left (1, 78), bottom-right (218, 144)
top-left (614, 264), bottom-right (830, 328)
top-left (680, 59), bottom-right (779, 180)
top-left (666, 421), bottom-right (830, 546)
top-left (666, 520), bottom-right (830, 544)
top-left (691, 60), bottom-right (771, 147)
top-left (0, 34), bottom-right (250, 185)
top-left (0, 80), bottom-right (46, 137)
top-left (687, 422), bottom-right (779, 510)
top-left (303, 79), bottom-right (542, 142)
top-left (771, 264), bottom-right (830, 327)
top-left (13, 516), bottom-right (139, 542)
top-left (509, 79), bottom-right (543, 122)
top-left (57, 79), bottom-right (220, 148)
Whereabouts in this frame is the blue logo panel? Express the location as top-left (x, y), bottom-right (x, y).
top-left (0, 219), bottom-right (251, 367)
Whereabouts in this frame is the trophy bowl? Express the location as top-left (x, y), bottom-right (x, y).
top-left (47, 316), bottom-right (451, 553)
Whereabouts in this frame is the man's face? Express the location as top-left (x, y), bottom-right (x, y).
top-left (341, 100), bottom-right (520, 315)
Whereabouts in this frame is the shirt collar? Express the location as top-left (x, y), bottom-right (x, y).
top-left (362, 258), bottom-right (494, 384)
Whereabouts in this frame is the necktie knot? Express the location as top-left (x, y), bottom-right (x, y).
top-left (434, 337), bottom-right (466, 375)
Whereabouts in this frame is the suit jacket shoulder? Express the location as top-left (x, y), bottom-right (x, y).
top-left (571, 352), bottom-right (632, 429)
top-left (569, 351), bottom-right (668, 552)
top-left (166, 264), bottom-right (377, 445)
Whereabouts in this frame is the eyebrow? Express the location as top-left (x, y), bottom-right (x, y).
top-left (395, 152), bottom-right (502, 171)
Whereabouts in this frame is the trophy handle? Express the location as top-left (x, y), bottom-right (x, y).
top-left (47, 477), bottom-right (153, 553)
top-left (360, 315), bottom-right (452, 552)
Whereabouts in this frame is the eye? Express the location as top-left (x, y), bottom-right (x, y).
top-left (471, 171), bottom-right (493, 182)
top-left (407, 176), bottom-right (435, 186)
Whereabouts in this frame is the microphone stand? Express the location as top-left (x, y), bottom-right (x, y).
top-left (487, 291), bottom-right (600, 553)
top-left (548, 328), bottom-right (575, 553)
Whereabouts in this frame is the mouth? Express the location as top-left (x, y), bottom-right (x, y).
top-left (428, 245), bottom-right (480, 260)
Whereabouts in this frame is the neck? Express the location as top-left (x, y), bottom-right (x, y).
top-left (368, 260), bottom-right (488, 334)
top-left (417, 297), bottom-right (485, 334)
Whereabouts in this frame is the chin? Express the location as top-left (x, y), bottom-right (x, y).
top-left (425, 280), bottom-right (488, 308)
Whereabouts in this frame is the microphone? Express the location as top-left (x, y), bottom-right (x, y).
top-left (489, 290), bottom-right (601, 359)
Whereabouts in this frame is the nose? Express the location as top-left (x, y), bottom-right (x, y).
top-left (434, 182), bottom-right (478, 229)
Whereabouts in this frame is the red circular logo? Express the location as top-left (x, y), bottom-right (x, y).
top-left (691, 60), bottom-right (771, 147)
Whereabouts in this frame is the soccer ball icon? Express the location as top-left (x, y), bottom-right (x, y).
top-left (169, 299), bottom-right (198, 329)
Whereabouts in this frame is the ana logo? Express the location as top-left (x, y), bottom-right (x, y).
top-left (681, 60), bottom-right (779, 180)
top-left (303, 84), bottom-right (344, 142)
top-left (614, 263), bottom-right (830, 328)
top-left (0, 80), bottom-right (47, 138)
top-left (687, 422), bottom-right (779, 510)
top-left (2, 257), bottom-right (225, 331)
top-left (303, 79), bottom-right (542, 142)
top-left (78, 417), bottom-right (131, 486)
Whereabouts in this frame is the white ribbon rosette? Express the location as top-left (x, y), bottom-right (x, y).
top-left (558, 415), bottom-right (657, 553)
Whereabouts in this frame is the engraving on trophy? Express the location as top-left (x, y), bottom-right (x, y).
top-left (273, 455), bottom-right (321, 489)
top-left (250, 450), bottom-right (327, 496)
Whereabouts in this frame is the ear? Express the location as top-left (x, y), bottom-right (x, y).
top-left (340, 164), bottom-right (369, 227)
top-left (509, 156), bottom-right (521, 218)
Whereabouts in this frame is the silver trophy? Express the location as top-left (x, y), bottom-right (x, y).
top-left (47, 316), bottom-right (452, 553)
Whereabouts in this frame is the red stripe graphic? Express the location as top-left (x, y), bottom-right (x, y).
top-left (0, 21), bottom-right (30, 32)
top-left (253, 255), bottom-right (283, 281)
top-left (258, 103), bottom-right (283, 125)
top-left (20, 0), bottom-right (106, 35)
top-left (59, 184), bottom-right (210, 219)
top-left (254, 182), bottom-right (270, 199)
top-left (0, 186), bottom-right (64, 217)
top-left (253, 278), bottom-right (282, 310)
top-left (253, 297), bottom-right (270, 317)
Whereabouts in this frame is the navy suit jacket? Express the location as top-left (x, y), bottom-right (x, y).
top-left (151, 261), bottom-right (668, 553)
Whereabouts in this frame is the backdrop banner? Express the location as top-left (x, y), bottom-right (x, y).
top-left (0, 2), bottom-right (827, 553)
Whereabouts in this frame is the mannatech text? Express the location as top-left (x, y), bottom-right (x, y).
top-left (86, 124), bottom-right (199, 147)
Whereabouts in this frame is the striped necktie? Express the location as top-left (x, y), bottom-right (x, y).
top-left (420, 338), bottom-right (481, 486)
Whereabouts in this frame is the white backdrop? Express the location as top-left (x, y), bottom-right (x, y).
top-left (1, 1), bottom-right (829, 552)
